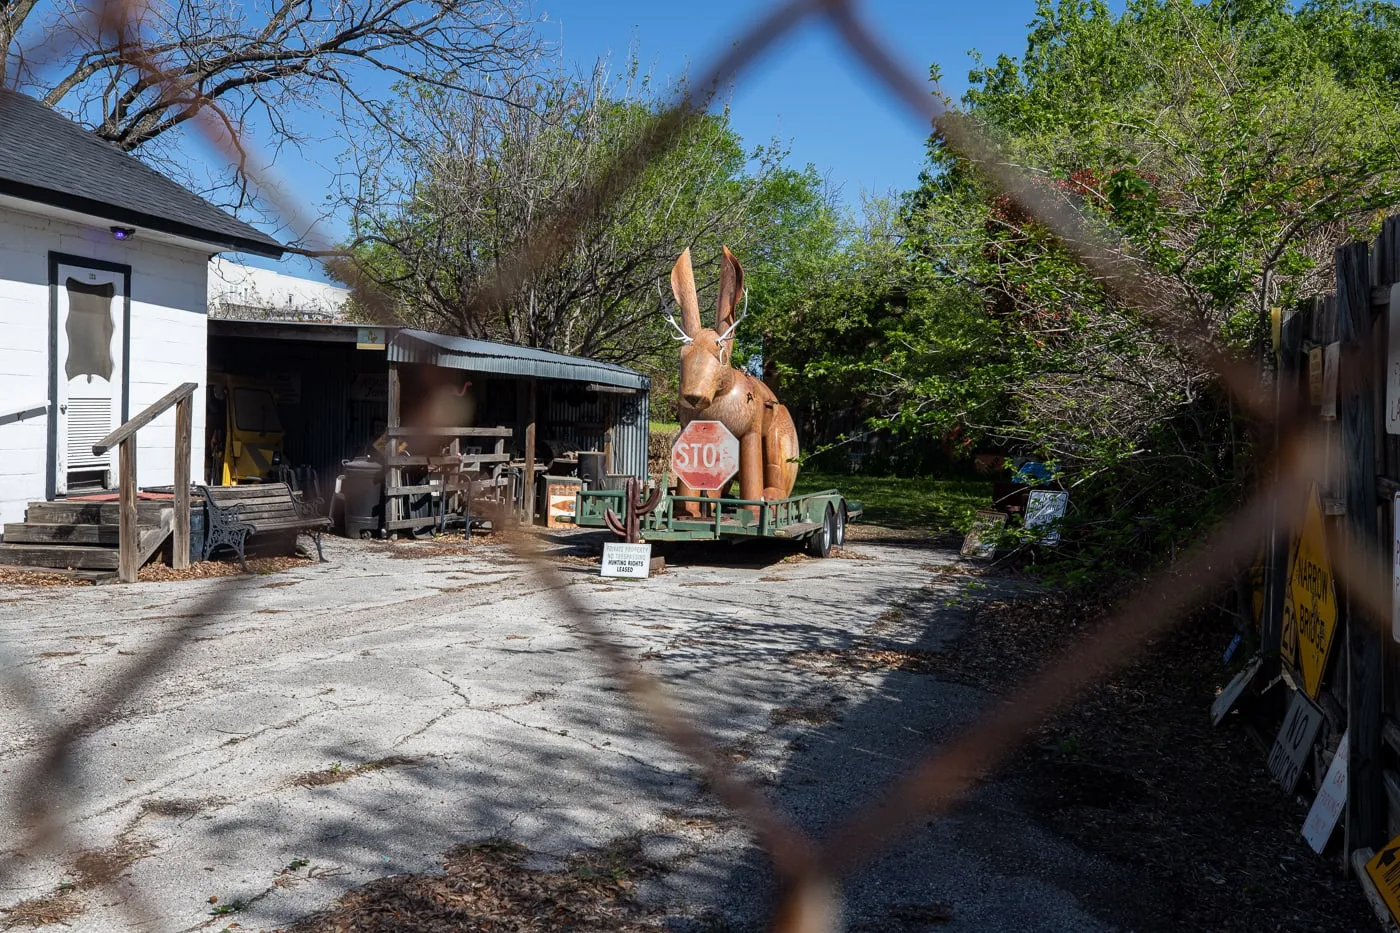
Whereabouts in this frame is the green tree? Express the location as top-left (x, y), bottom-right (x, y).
top-left (339, 59), bottom-right (837, 416)
top-left (936, 0), bottom-right (1400, 566)
top-left (768, 0), bottom-right (1400, 568)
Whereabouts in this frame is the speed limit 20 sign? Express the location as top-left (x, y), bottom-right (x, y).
top-left (671, 420), bottom-right (740, 491)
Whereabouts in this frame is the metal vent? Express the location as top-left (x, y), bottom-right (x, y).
top-left (66, 396), bottom-right (113, 469)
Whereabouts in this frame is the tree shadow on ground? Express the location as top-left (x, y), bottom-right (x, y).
top-left (1, 533), bottom-right (1000, 931)
top-left (633, 571), bottom-right (1134, 933)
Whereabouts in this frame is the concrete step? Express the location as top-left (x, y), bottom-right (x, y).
top-left (2, 523), bottom-right (123, 545)
top-left (0, 543), bottom-right (119, 570)
top-left (25, 500), bottom-right (169, 525)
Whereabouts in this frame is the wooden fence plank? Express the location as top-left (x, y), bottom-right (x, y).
top-left (1339, 239), bottom-right (1386, 853)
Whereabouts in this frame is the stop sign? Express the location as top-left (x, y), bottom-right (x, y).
top-left (671, 420), bottom-right (740, 491)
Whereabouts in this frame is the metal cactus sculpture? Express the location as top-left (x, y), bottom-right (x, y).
top-left (604, 477), bottom-right (662, 544)
top-left (664, 246), bottom-right (800, 503)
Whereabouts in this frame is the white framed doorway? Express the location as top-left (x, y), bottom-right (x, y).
top-left (48, 254), bottom-right (131, 497)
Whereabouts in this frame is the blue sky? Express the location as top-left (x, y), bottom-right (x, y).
top-left (540, 0), bottom-right (1044, 198)
top-left (243, 0), bottom-right (1050, 279)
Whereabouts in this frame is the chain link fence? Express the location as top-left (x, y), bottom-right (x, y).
top-left (3, 1), bottom-right (1391, 931)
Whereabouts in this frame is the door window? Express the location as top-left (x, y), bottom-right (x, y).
top-left (64, 278), bottom-right (116, 381)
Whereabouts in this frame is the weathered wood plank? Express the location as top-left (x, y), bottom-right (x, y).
top-left (525, 379), bottom-right (537, 523)
top-left (384, 517), bottom-right (440, 531)
top-left (1263, 300), bottom-right (1311, 666)
top-left (1385, 718), bottom-right (1400, 758)
top-left (386, 365), bottom-right (401, 533)
top-left (118, 439), bottom-right (139, 583)
top-left (1339, 239), bottom-right (1385, 852)
top-left (233, 517), bottom-right (325, 533)
top-left (604, 394), bottom-right (616, 473)
top-left (0, 543), bottom-right (119, 570)
top-left (2, 523), bottom-right (121, 544)
top-left (204, 485), bottom-right (325, 534)
top-left (384, 453), bottom-right (510, 467)
top-left (210, 498), bottom-right (297, 510)
top-left (384, 484), bottom-right (438, 497)
top-left (201, 484), bottom-right (289, 498)
top-left (384, 425), bottom-right (513, 438)
top-left (136, 519), bottom-right (171, 569)
top-left (172, 396), bottom-right (192, 570)
top-left (24, 501), bottom-right (166, 524)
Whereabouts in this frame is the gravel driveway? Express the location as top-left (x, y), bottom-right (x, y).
top-left (0, 531), bottom-right (1121, 932)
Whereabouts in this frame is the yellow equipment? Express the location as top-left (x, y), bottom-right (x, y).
top-left (206, 374), bottom-right (286, 485)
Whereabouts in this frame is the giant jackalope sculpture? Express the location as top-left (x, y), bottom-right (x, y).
top-left (666, 246), bottom-right (800, 503)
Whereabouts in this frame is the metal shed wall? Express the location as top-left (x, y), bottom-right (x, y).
top-left (615, 390), bottom-right (649, 481)
top-left (536, 385), bottom-right (648, 481)
top-left (389, 329), bottom-right (651, 481)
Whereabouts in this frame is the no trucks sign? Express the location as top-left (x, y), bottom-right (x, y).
top-left (672, 420), bottom-right (740, 491)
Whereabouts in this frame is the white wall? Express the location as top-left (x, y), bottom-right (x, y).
top-left (0, 204), bottom-right (209, 530)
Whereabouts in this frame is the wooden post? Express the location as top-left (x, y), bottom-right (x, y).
top-left (1263, 302), bottom-right (1310, 666)
top-left (604, 395), bottom-right (616, 474)
top-left (1265, 305), bottom-right (1304, 661)
top-left (524, 379), bottom-right (537, 523)
top-left (118, 438), bottom-right (139, 583)
top-left (172, 395), bottom-right (192, 569)
top-left (386, 364), bottom-right (401, 535)
top-left (1338, 240), bottom-right (1385, 854)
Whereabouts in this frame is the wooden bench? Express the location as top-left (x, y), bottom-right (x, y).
top-left (201, 483), bottom-right (330, 569)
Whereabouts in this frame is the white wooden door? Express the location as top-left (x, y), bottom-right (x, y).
top-left (53, 264), bottom-right (125, 494)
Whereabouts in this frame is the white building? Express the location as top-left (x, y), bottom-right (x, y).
top-left (208, 257), bottom-right (349, 322)
top-left (0, 89), bottom-right (283, 530)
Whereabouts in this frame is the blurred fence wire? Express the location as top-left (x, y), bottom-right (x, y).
top-left (2, 0), bottom-right (1389, 931)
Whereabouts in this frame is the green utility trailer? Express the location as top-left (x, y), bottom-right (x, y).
top-left (573, 487), bottom-right (862, 558)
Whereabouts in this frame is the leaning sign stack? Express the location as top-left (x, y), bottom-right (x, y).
top-left (1227, 216), bottom-right (1400, 930)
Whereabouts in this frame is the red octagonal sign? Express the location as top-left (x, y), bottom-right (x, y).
top-left (671, 420), bottom-right (740, 491)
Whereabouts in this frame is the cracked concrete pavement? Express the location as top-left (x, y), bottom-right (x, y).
top-left (0, 532), bottom-right (1122, 931)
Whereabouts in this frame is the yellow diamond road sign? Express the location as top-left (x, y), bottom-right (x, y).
top-left (1367, 837), bottom-right (1400, 924)
top-left (1281, 485), bottom-right (1338, 698)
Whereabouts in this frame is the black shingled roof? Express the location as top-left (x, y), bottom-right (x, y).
top-left (0, 90), bottom-right (283, 258)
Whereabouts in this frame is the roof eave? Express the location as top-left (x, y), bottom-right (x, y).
top-left (390, 329), bottom-right (649, 389)
top-left (0, 179), bottom-right (284, 258)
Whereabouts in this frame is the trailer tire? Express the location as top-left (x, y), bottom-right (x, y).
top-left (833, 501), bottom-right (847, 547)
top-left (806, 505), bottom-right (834, 558)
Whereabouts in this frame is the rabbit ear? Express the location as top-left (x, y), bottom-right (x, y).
top-left (670, 248), bottom-right (702, 337)
top-left (716, 245), bottom-right (744, 335)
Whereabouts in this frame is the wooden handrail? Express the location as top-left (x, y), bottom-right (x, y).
top-left (92, 382), bottom-right (197, 456)
top-left (88, 381), bottom-right (197, 582)
top-left (0, 401), bottom-right (47, 427)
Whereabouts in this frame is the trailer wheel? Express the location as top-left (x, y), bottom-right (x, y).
top-left (806, 505), bottom-right (834, 558)
top-left (833, 501), bottom-right (847, 547)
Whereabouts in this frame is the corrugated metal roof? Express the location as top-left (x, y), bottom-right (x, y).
top-left (389, 329), bottom-right (649, 390)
